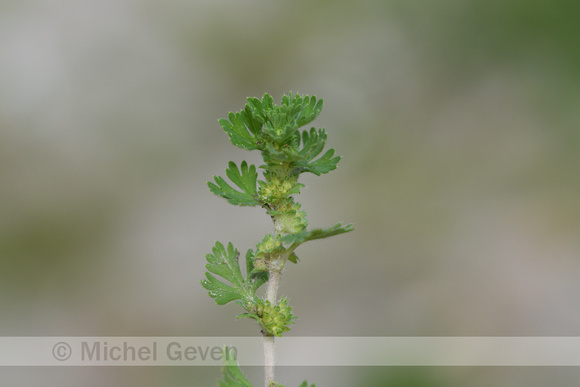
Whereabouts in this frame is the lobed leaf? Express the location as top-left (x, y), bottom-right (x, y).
top-left (219, 112), bottom-right (261, 151)
top-left (201, 242), bottom-right (254, 305)
top-left (299, 128), bottom-right (327, 161)
top-left (208, 161), bottom-right (261, 206)
top-left (295, 95), bottom-right (323, 127)
top-left (294, 128), bottom-right (341, 175)
top-left (302, 148), bottom-right (340, 175)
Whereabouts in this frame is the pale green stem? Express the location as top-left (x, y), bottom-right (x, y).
top-left (263, 268), bottom-right (280, 386)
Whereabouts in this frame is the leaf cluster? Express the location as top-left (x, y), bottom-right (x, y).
top-left (210, 93), bottom-right (341, 208)
top-left (218, 93), bottom-right (323, 151)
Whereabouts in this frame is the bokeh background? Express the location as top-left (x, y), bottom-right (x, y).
top-left (1, 0), bottom-right (580, 385)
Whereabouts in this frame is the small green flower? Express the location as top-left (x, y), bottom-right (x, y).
top-left (256, 234), bottom-right (283, 253)
top-left (252, 234), bottom-right (286, 272)
top-left (254, 298), bottom-right (297, 337)
top-left (273, 202), bottom-right (308, 235)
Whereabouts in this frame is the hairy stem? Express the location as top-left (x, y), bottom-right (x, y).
top-left (263, 335), bottom-right (275, 387)
top-left (263, 269), bottom-right (281, 386)
top-left (266, 269), bottom-right (280, 304)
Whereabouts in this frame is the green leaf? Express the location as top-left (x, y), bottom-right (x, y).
top-left (281, 223), bottom-right (354, 247)
top-left (287, 252), bottom-right (299, 264)
top-left (236, 312), bottom-right (260, 321)
top-left (247, 93), bottom-right (273, 121)
top-left (295, 128), bottom-right (341, 175)
top-left (208, 161), bottom-right (261, 206)
top-left (299, 382), bottom-right (315, 387)
top-left (218, 347), bottom-right (253, 387)
top-left (201, 242), bottom-right (255, 305)
top-left (241, 93), bottom-right (324, 150)
top-left (294, 95), bottom-right (323, 128)
top-left (219, 111), bottom-right (261, 151)
top-left (304, 148), bottom-right (340, 175)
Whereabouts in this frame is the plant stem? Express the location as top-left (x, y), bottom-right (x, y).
top-left (266, 269), bottom-right (280, 304)
top-left (263, 335), bottom-right (275, 387)
top-left (263, 269), bottom-right (281, 386)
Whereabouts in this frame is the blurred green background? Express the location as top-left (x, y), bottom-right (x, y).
top-left (1, 0), bottom-right (580, 385)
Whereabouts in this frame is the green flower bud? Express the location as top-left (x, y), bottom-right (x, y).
top-left (254, 297), bottom-right (297, 337)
